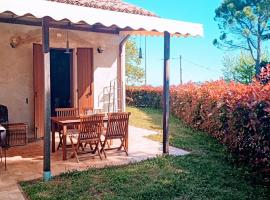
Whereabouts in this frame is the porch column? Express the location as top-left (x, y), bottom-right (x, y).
top-left (163, 31), bottom-right (170, 154)
top-left (42, 17), bottom-right (51, 181)
top-left (119, 35), bottom-right (130, 112)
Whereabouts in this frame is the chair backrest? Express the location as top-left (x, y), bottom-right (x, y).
top-left (106, 112), bottom-right (131, 138)
top-left (0, 104), bottom-right (8, 124)
top-left (55, 108), bottom-right (78, 118)
top-left (79, 114), bottom-right (105, 141)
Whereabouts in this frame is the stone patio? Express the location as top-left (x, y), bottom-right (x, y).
top-left (0, 126), bottom-right (189, 200)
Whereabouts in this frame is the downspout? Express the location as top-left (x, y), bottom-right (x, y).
top-left (118, 35), bottom-right (130, 112)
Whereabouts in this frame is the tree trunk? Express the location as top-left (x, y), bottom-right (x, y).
top-left (255, 42), bottom-right (261, 76)
top-left (255, 19), bottom-right (262, 76)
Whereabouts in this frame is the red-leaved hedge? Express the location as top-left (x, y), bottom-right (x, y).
top-left (127, 81), bottom-right (270, 181)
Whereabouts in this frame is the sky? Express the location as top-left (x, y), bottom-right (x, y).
top-left (125, 0), bottom-right (224, 86)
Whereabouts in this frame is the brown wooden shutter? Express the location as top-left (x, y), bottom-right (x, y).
top-left (33, 43), bottom-right (44, 138)
top-left (77, 48), bottom-right (94, 114)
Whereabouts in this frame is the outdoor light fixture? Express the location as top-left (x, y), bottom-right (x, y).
top-left (139, 47), bottom-right (143, 59)
top-left (64, 23), bottom-right (71, 54)
top-left (139, 35), bottom-right (143, 59)
top-left (97, 46), bottom-right (104, 53)
top-left (10, 36), bottom-right (21, 48)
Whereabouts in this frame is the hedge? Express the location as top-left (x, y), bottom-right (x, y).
top-left (126, 86), bottom-right (163, 108)
top-left (126, 81), bottom-right (270, 183)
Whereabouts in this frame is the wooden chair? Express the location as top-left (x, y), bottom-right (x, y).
top-left (101, 112), bottom-right (130, 158)
top-left (56, 108), bottom-right (78, 117)
top-left (0, 104), bottom-right (28, 146)
top-left (55, 108), bottom-right (79, 150)
top-left (69, 114), bottom-right (104, 162)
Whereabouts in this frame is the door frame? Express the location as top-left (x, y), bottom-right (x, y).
top-left (33, 46), bottom-right (95, 138)
top-left (33, 44), bottom-right (74, 138)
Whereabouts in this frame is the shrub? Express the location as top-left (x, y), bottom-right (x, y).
top-left (126, 81), bottom-right (270, 183)
top-left (126, 86), bottom-right (162, 108)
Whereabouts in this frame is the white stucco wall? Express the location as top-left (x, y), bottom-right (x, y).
top-left (0, 23), bottom-right (124, 135)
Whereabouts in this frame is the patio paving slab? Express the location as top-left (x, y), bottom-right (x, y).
top-left (0, 126), bottom-right (189, 199)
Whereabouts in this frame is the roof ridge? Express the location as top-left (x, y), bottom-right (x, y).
top-left (47, 0), bottom-right (158, 17)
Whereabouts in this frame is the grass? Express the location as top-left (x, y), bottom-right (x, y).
top-left (21, 107), bottom-right (270, 200)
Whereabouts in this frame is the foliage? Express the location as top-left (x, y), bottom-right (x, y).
top-left (21, 107), bottom-right (270, 199)
top-left (214, 0), bottom-right (270, 74)
top-left (126, 82), bottom-right (270, 183)
top-left (126, 85), bottom-right (162, 108)
top-left (222, 52), bottom-right (255, 84)
top-left (125, 38), bottom-right (145, 86)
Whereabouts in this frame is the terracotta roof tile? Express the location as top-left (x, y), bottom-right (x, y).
top-left (47, 0), bottom-right (157, 17)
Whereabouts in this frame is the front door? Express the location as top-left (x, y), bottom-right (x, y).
top-left (33, 45), bottom-right (73, 138)
top-left (50, 49), bottom-right (73, 116)
top-left (77, 48), bottom-right (94, 114)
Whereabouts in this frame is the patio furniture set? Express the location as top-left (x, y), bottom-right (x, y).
top-left (52, 107), bottom-right (131, 162)
top-left (0, 105), bottom-right (130, 170)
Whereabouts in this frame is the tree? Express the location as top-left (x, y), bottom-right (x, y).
top-left (214, 0), bottom-right (270, 75)
top-left (222, 52), bottom-right (255, 84)
top-left (125, 38), bottom-right (145, 86)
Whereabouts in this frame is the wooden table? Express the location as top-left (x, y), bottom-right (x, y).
top-left (51, 116), bottom-right (110, 160)
top-left (51, 117), bottom-right (80, 160)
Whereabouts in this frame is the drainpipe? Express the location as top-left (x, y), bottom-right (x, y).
top-left (118, 35), bottom-right (130, 112)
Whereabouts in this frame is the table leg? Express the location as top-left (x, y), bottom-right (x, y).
top-left (62, 125), bottom-right (67, 160)
top-left (52, 121), bottom-right (55, 153)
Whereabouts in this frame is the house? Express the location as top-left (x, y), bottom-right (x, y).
top-left (1, 0), bottom-right (157, 139)
top-left (0, 0), bottom-right (203, 179)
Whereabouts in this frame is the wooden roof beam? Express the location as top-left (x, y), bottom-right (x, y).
top-left (0, 17), bottom-right (120, 35)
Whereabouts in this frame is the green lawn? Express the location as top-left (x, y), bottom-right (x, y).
top-left (21, 107), bottom-right (270, 200)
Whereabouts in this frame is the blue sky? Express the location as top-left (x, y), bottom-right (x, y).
top-left (125, 0), bottom-right (223, 86)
